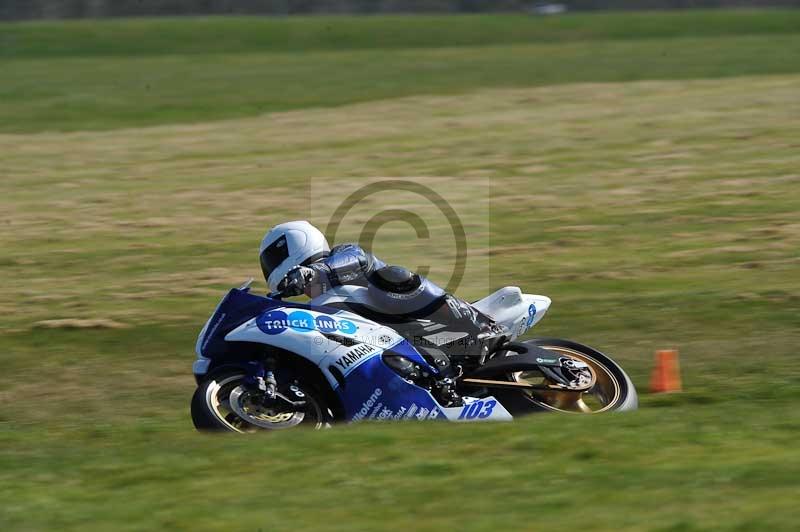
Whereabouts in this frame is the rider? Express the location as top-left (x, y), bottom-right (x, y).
top-left (259, 220), bottom-right (488, 322)
top-left (258, 220), bottom-right (504, 362)
top-left (259, 220), bottom-right (437, 307)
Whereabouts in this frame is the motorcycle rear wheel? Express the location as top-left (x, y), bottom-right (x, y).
top-left (191, 371), bottom-right (331, 432)
top-left (495, 338), bottom-right (638, 415)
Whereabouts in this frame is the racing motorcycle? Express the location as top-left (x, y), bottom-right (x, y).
top-left (191, 280), bottom-right (637, 431)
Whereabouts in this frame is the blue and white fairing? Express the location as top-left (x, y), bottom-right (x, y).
top-left (198, 288), bottom-right (511, 423)
top-left (338, 347), bottom-right (512, 422)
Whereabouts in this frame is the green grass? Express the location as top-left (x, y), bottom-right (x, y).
top-left (3, 404), bottom-right (799, 531)
top-left (3, 11), bottom-right (800, 58)
top-left (2, 10), bottom-right (800, 531)
top-left (2, 13), bottom-right (800, 132)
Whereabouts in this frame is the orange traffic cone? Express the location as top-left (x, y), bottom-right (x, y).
top-left (650, 349), bottom-right (682, 393)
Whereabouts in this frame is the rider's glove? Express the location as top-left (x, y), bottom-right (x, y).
top-left (278, 266), bottom-right (316, 296)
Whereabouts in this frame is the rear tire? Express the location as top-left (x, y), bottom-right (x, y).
top-left (494, 338), bottom-right (638, 416)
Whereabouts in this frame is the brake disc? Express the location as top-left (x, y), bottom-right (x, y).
top-left (542, 357), bottom-right (596, 392)
top-left (228, 387), bottom-right (306, 429)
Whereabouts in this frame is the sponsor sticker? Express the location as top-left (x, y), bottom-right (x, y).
top-left (335, 343), bottom-right (380, 372)
top-left (351, 388), bottom-right (383, 422)
top-left (256, 309), bottom-right (358, 336)
top-left (526, 303), bottom-right (537, 327)
top-left (349, 401), bottom-right (444, 422)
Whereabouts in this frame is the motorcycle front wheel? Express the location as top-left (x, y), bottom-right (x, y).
top-left (495, 338), bottom-right (638, 415)
top-left (191, 371), bottom-right (331, 432)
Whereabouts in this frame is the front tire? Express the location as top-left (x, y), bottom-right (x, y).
top-left (191, 371), bottom-right (332, 432)
top-left (495, 338), bottom-right (638, 415)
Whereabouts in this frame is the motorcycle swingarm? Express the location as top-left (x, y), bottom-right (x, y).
top-left (460, 377), bottom-right (552, 391)
top-left (463, 342), bottom-right (575, 388)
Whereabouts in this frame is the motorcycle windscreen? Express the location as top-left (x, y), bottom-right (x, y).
top-left (197, 288), bottom-right (278, 359)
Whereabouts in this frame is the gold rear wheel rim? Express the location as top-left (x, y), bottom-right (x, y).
top-left (511, 346), bottom-right (621, 414)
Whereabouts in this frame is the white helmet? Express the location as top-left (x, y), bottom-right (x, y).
top-left (259, 221), bottom-right (330, 292)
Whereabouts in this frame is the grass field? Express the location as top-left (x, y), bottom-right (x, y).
top-left (2, 10), bottom-right (800, 531)
top-left (3, 11), bottom-right (800, 132)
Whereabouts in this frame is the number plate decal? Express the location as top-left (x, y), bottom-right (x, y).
top-left (440, 396), bottom-right (513, 422)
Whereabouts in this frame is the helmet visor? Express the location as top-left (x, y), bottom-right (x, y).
top-left (259, 235), bottom-right (289, 279)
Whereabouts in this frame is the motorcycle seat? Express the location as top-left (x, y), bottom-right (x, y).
top-left (472, 286), bottom-right (525, 320)
top-left (472, 287), bottom-right (552, 337)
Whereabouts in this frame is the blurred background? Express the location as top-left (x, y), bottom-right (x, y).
top-left (4, 0), bottom-right (800, 18)
top-left (1, 1), bottom-right (799, 530)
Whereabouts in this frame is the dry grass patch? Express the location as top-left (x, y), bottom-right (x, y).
top-left (1, 75), bottom-right (799, 327)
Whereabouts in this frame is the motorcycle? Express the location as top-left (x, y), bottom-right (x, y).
top-left (191, 280), bottom-right (637, 431)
